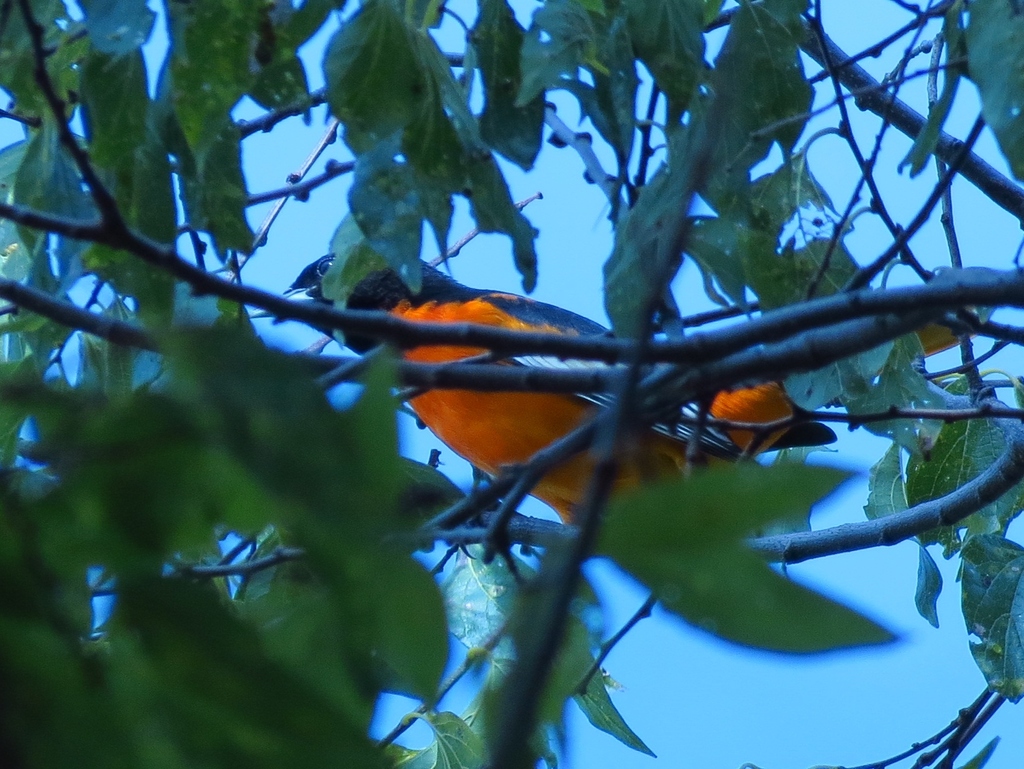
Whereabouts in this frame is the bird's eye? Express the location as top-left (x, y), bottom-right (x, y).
top-left (317, 257), bottom-right (333, 276)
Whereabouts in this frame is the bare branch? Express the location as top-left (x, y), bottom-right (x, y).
top-left (544, 106), bottom-right (620, 204)
top-left (0, 277), bottom-right (156, 350)
top-left (246, 159), bottom-right (354, 207)
top-left (801, 28), bottom-right (1024, 224)
top-left (174, 546), bottom-right (305, 579)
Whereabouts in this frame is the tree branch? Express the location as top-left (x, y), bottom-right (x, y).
top-left (751, 413), bottom-right (1024, 564)
top-left (245, 159), bottom-right (354, 207)
top-left (800, 28), bottom-right (1024, 224)
top-left (0, 278), bottom-right (156, 350)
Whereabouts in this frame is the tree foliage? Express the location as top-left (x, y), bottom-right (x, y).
top-left (0, 0), bottom-right (1023, 767)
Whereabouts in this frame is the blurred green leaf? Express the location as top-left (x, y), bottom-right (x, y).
top-left (81, 51), bottom-right (149, 170)
top-left (83, 244), bottom-right (175, 321)
top-left (0, 0), bottom-right (65, 115)
top-left (961, 534), bottom-right (1024, 701)
top-left (80, 0), bottom-right (155, 55)
top-left (0, 141), bottom-right (30, 281)
top-left (599, 464), bottom-right (895, 652)
top-left (966, 0), bottom-right (1024, 179)
top-left (167, 0), bottom-right (256, 151)
top-left (13, 120), bottom-right (98, 250)
top-left (113, 576), bottom-right (383, 768)
top-left (957, 737), bottom-right (1000, 769)
top-left (474, 0), bottom-right (544, 169)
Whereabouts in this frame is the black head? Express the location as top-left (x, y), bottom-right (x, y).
top-left (288, 257), bottom-right (487, 352)
top-left (288, 254), bottom-right (334, 300)
top-left (289, 256), bottom-right (484, 310)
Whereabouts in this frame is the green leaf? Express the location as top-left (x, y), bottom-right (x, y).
top-left (702, 0), bottom-right (811, 208)
top-left (0, 141), bottom-right (30, 281)
top-left (442, 548), bottom-right (520, 660)
top-left (323, 1), bottom-right (425, 153)
top-left (247, 0), bottom-right (333, 110)
top-left (603, 128), bottom-right (701, 335)
top-left (916, 545), bottom-right (943, 629)
top-left (906, 381), bottom-right (1024, 552)
top-left (83, 243), bottom-right (175, 321)
top-left (573, 672), bottom-right (655, 757)
top-left (864, 443), bottom-right (908, 520)
top-left (563, 12), bottom-right (638, 171)
top-left (517, 0), bottom-right (599, 106)
top-left (687, 216), bottom-right (763, 306)
top-left (172, 118), bottom-right (254, 253)
top-left (749, 145), bottom-right (837, 236)
top-left (961, 534), bottom-right (1024, 701)
top-left (80, 0), bottom-right (155, 55)
top-left (464, 159), bottom-right (538, 292)
top-left (393, 712), bottom-right (486, 769)
top-left (599, 464), bottom-right (896, 652)
top-left (113, 576), bottom-right (383, 767)
top-left (349, 140), bottom-right (438, 292)
top-left (321, 214), bottom-right (389, 307)
top-left (364, 550), bottom-right (450, 699)
top-left (901, 6), bottom-right (966, 176)
top-left (966, 0), bottom-right (1024, 179)
top-left (785, 341), bottom-right (892, 412)
top-left (0, 0), bottom-right (64, 115)
top-left (842, 335), bottom-right (945, 452)
top-left (167, 0), bottom-right (257, 151)
top-left (81, 50), bottom-right (149, 170)
top-left (623, 0), bottom-right (704, 120)
top-left (474, 0), bottom-right (544, 169)
top-left (399, 458), bottom-right (465, 519)
top-left (13, 120), bottom-right (98, 250)
top-left (744, 238), bottom-right (857, 310)
top-left (957, 737), bottom-right (1000, 769)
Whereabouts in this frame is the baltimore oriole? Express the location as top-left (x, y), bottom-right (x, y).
top-left (290, 258), bottom-right (951, 523)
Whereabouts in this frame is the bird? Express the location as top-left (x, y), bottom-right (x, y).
top-left (289, 256), bottom-right (851, 523)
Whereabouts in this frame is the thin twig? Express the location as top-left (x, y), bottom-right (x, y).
top-left (247, 117), bottom-right (341, 258)
top-left (246, 159), bottom-right (354, 207)
top-left (576, 593), bottom-right (657, 694)
top-left (174, 546), bottom-right (305, 579)
top-left (428, 192), bottom-right (544, 267)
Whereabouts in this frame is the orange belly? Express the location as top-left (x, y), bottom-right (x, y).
top-left (410, 383), bottom-right (695, 521)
